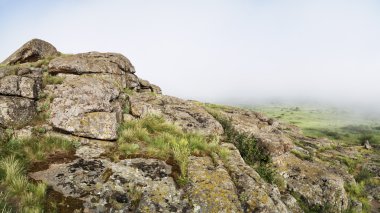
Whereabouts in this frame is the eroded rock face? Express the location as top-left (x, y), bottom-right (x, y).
top-left (0, 96), bottom-right (36, 128)
top-left (129, 93), bottom-right (223, 135)
top-left (221, 143), bottom-right (294, 212)
top-left (50, 76), bottom-right (121, 140)
top-left (187, 156), bottom-right (242, 212)
top-left (2, 39), bottom-right (58, 65)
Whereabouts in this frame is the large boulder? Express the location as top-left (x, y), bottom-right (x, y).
top-left (30, 158), bottom-right (189, 212)
top-left (0, 96), bottom-right (36, 128)
top-left (48, 52), bottom-right (135, 75)
top-left (2, 39), bottom-right (59, 65)
top-left (49, 76), bottom-right (122, 140)
top-left (129, 92), bottom-right (223, 135)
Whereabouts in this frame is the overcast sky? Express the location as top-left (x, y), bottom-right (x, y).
top-left (1, 0), bottom-right (379, 110)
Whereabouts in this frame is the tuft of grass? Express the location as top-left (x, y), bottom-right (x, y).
top-left (0, 156), bottom-right (47, 212)
top-left (0, 135), bottom-right (77, 211)
top-left (114, 115), bottom-right (228, 183)
top-left (172, 138), bottom-right (191, 180)
top-left (0, 192), bottom-right (12, 213)
top-left (42, 73), bottom-right (65, 86)
top-left (345, 182), bottom-right (371, 213)
top-left (291, 150), bottom-right (313, 161)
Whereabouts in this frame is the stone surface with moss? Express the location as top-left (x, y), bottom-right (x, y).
top-left (0, 39), bottom-right (378, 212)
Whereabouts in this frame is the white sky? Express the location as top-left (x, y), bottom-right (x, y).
top-left (1, 0), bottom-right (380, 111)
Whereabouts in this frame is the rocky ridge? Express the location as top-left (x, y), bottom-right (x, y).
top-left (0, 39), bottom-right (374, 212)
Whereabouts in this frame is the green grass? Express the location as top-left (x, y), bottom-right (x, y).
top-left (344, 182), bottom-right (371, 213)
top-left (114, 115), bottom-right (229, 184)
top-left (0, 135), bottom-right (77, 212)
top-left (42, 73), bottom-right (65, 86)
top-left (253, 104), bottom-right (380, 146)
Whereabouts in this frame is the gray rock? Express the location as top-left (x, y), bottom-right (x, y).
top-left (50, 76), bottom-right (122, 140)
top-left (0, 75), bottom-right (40, 99)
top-left (187, 156), bottom-right (242, 212)
top-left (221, 143), bottom-right (293, 212)
top-left (138, 78), bottom-right (151, 88)
top-left (129, 92), bottom-right (223, 135)
top-left (125, 73), bottom-right (140, 89)
top-left (273, 153), bottom-right (349, 212)
top-left (0, 96), bottom-right (36, 128)
top-left (0, 75), bottom-right (20, 96)
top-left (151, 84), bottom-right (162, 94)
top-left (2, 39), bottom-right (58, 65)
top-left (30, 158), bottom-right (189, 212)
top-left (48, 52), bottom-right (135, 75)
top-left (364, 140), bottom-right (372, 149)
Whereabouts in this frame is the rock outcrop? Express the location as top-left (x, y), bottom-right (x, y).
top-left (0, 39), bottom-right (364, 212)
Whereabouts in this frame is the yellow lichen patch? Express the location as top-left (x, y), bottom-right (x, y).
top-left (187, 156), bottom-right (242, 212)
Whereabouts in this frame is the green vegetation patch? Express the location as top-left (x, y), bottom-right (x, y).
top-left (113, 115), bottom-right (229, 185)
top-left (42, 73), bottom-right (65, 86)
top-left (0, 134), bottom-right (77, 212)
top-left (205, 107), bottom-right (278, 184)
top-left (253, 105), bottom-right (380, 146)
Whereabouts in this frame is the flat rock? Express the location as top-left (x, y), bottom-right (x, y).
top-left (0, 95), bottom-right (36, 128)
top-left (50, 76), bottom-right (122, 140)
top-left (30, 158), bottom-right (189, 212)
top-left (48, 52), bottom-right (135, 75)
top-left (2, 39), bottom-right (58, 65)
top-left (129, 93), bottom-right (223, 135)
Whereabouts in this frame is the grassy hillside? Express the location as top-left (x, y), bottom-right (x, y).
top-left (253, 104), bottom-right (380, 146)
